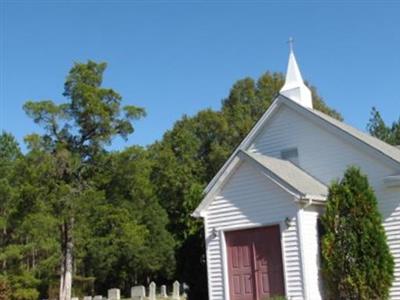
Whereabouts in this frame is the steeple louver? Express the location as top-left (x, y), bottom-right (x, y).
top-left (280, 47), bottom-right (313, 109)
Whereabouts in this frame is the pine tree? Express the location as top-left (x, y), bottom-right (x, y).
top-left (367, 107), bottom-right (400, 145)
top-left (23, 61), bottom-right (145, 300)
top-left (321, 167), bottom-right (394, 300)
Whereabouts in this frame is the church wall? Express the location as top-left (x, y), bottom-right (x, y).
top-left (204, 160), bottom-right (304, 300)
top-left (249, 104), bottom-right (400, 299)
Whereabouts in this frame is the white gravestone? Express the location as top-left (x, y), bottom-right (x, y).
top-left (149, 282), bottom-right (156, 300)
top-left (83, 297), bottom-right (93, 300)
top-left (131, 285), bottom-right (146, 300)
top-left (160, 285), bottom-right (167, 298)
top-left (93, 296), bottom-right (102, 300)
top-left (71, 298), bottom-right (79, 300)
top-left (173, 281), bottom-right (180, 299)
top-left (108, 288), bottom-right (120, 300)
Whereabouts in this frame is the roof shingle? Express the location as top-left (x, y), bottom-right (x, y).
top-left (241, 150), bottom-right (328, 198)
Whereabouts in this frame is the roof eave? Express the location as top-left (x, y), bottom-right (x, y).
top-left (298, 194), bottom-right (327, 205)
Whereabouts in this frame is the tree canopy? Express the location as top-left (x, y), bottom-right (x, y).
top-left (0, 66), bottom-right (343, 299)
top-left (0, 61), bottom-right (172, 299)
top-left (367, 107), bottom-right (400, 145)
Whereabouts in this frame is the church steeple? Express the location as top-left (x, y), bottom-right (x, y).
top-left (280, 39), bottom-right (313, 109)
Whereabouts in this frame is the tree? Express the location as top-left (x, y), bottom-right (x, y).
top-left (0, 133), bottom-right (54, 300)
top-left (0, 132), bottom-right (21, 266)
top-left (76, 147), bottom-right (175, 295)
top-left (23, 61), bottom-right (145, 300)
top-left (367, 107), bottom-right (400, 145)
top-left (321, 167), bottom-right (394, 300)
top-left (150, 72), bottom-right (341, 299)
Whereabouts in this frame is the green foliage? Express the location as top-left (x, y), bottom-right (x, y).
top-left (0, 277), bottom-right (11, 300)
top-left (0, 132), bottom-right (21, 163)
top-left (75, 147), bottom-right (175, 294)
top-left (367, 107), bottom-right (400, 145)
top-left (7, 271), bottom-right (40, 300)
top-left (321, 167), bottom-right (394, 300)
top-left (71, 275), bottom-right (95, 298)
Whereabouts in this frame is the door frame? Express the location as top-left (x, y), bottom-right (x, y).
top-left (220, 222), bottom-right (288, 300)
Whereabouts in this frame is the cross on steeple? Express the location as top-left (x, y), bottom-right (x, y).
top-left (287, 37), bottom-right (294, 53)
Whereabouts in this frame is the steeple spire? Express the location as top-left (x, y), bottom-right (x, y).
top-left (280, 38), bottom-right (313, 109)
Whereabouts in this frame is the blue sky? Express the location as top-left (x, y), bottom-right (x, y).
top-left (1, 1), bottom-right (400, 151)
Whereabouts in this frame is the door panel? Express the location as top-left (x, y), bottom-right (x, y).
top-left (253, 226), bottom-right (285, 298)
top-left (226, 231), bottom-right (256, 300)
top-left (225, 225), bottom-right (285, 300)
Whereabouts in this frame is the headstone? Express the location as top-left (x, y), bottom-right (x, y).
top-left (93, 296), bottom-right (103, 300)
top-left (131, 285), bottom-right (146, 300)
top-left (108, 288), bottom-right (120, 300)
top-left (182, 282), bottom-right (189, 292)
top-left (182, 282), bottom-right (189, 299)
top-left (83, 297), bottom-right (93, 300)
top-left (160, 285), bottom-right (167, 298)
top-left (71, 298), bottom-right (79, 300)
top-left (149, 282), bottom-right (156, 300)
top-left (173, 280), bottom-right (180, 299)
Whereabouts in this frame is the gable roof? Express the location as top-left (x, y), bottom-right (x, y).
top-left (194, 94), bottom-right (400, 217)
top-left (242, 151), bottom-right (328, 198)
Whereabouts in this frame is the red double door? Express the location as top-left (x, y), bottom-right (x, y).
top-left (225, 225), bottom-right (285, 300)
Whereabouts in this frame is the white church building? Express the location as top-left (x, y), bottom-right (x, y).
top-left (193, 49), bottom-right (400, 300)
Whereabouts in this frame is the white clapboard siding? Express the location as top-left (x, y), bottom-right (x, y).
top-left (249, 104), bottom-right (400, 299)
top-left (204, 160), bottom-right (304, 300)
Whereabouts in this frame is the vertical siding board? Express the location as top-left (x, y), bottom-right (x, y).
top-left (205, 161), bottom-right (304, 300)
top-left (298, 209), bottom-right (323, 300)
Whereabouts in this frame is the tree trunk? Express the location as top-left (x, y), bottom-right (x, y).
top-left (2, 226), bottom-right (7, 270)
top-left (59, 218), bottom-right (74, 300)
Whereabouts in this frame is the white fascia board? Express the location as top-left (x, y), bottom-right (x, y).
top-left (297, 195), bottom-right (327, 207)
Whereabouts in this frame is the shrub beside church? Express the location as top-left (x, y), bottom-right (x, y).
top-left (321, 167), bottom-right (394, 300)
